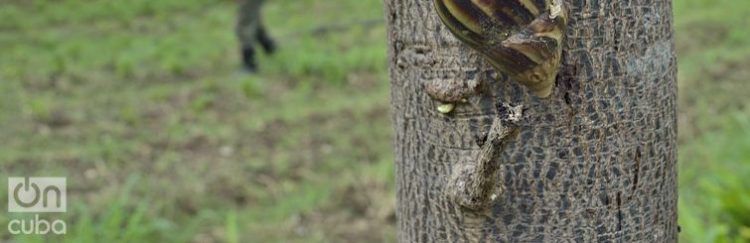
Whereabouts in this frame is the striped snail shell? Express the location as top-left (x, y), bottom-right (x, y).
top-left (433, 0), bottom-right (568, 98)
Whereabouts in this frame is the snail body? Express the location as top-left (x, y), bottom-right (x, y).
top-left (433, 0), bottom-right (568, 98)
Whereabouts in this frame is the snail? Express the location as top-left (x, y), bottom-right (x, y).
top-left (433, 0), bottom-right (568, 98)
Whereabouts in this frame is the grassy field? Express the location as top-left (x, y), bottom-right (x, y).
top-left (0, 0), bottom-right (748, 242)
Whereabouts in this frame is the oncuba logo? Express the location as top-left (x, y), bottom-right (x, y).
top-left (7, 177), bottom-right (67, 235)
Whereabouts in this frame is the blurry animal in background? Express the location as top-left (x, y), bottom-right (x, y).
top-left (236, 0), bottom-right (277, 72)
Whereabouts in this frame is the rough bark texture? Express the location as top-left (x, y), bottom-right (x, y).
top-left (385, 0), bottom-right (677, 242)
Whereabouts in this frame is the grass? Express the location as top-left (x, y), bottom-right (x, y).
top-left (0, 0), bottom-right (748, 242)
top-left (675, 0), bottom-right (750, 242)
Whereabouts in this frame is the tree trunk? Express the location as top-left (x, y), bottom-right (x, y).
top-left (384, 0), bottom-right (678, 242)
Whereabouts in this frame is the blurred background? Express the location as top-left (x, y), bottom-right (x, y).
top-left (0, 0), bottom-right (747, 242)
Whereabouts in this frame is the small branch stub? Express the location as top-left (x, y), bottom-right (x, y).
top-left (446, 103), bottom-right (522, 211)
top-left (433, 0), bottom-right (569, 98)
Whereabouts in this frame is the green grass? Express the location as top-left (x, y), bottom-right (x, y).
top-left (0, 0), bottom-right (748, 242)
top-left (675, 0), bottom-right (750, 242)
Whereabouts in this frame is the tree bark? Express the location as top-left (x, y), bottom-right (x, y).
top-left (384, 0), bottom-right (678, 242)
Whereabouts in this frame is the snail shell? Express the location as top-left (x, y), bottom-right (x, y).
top-left (433, 0), bottom-right (568, 98)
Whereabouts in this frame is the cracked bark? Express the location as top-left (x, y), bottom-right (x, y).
top-left (384, 0), bottom-right (678, 242)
